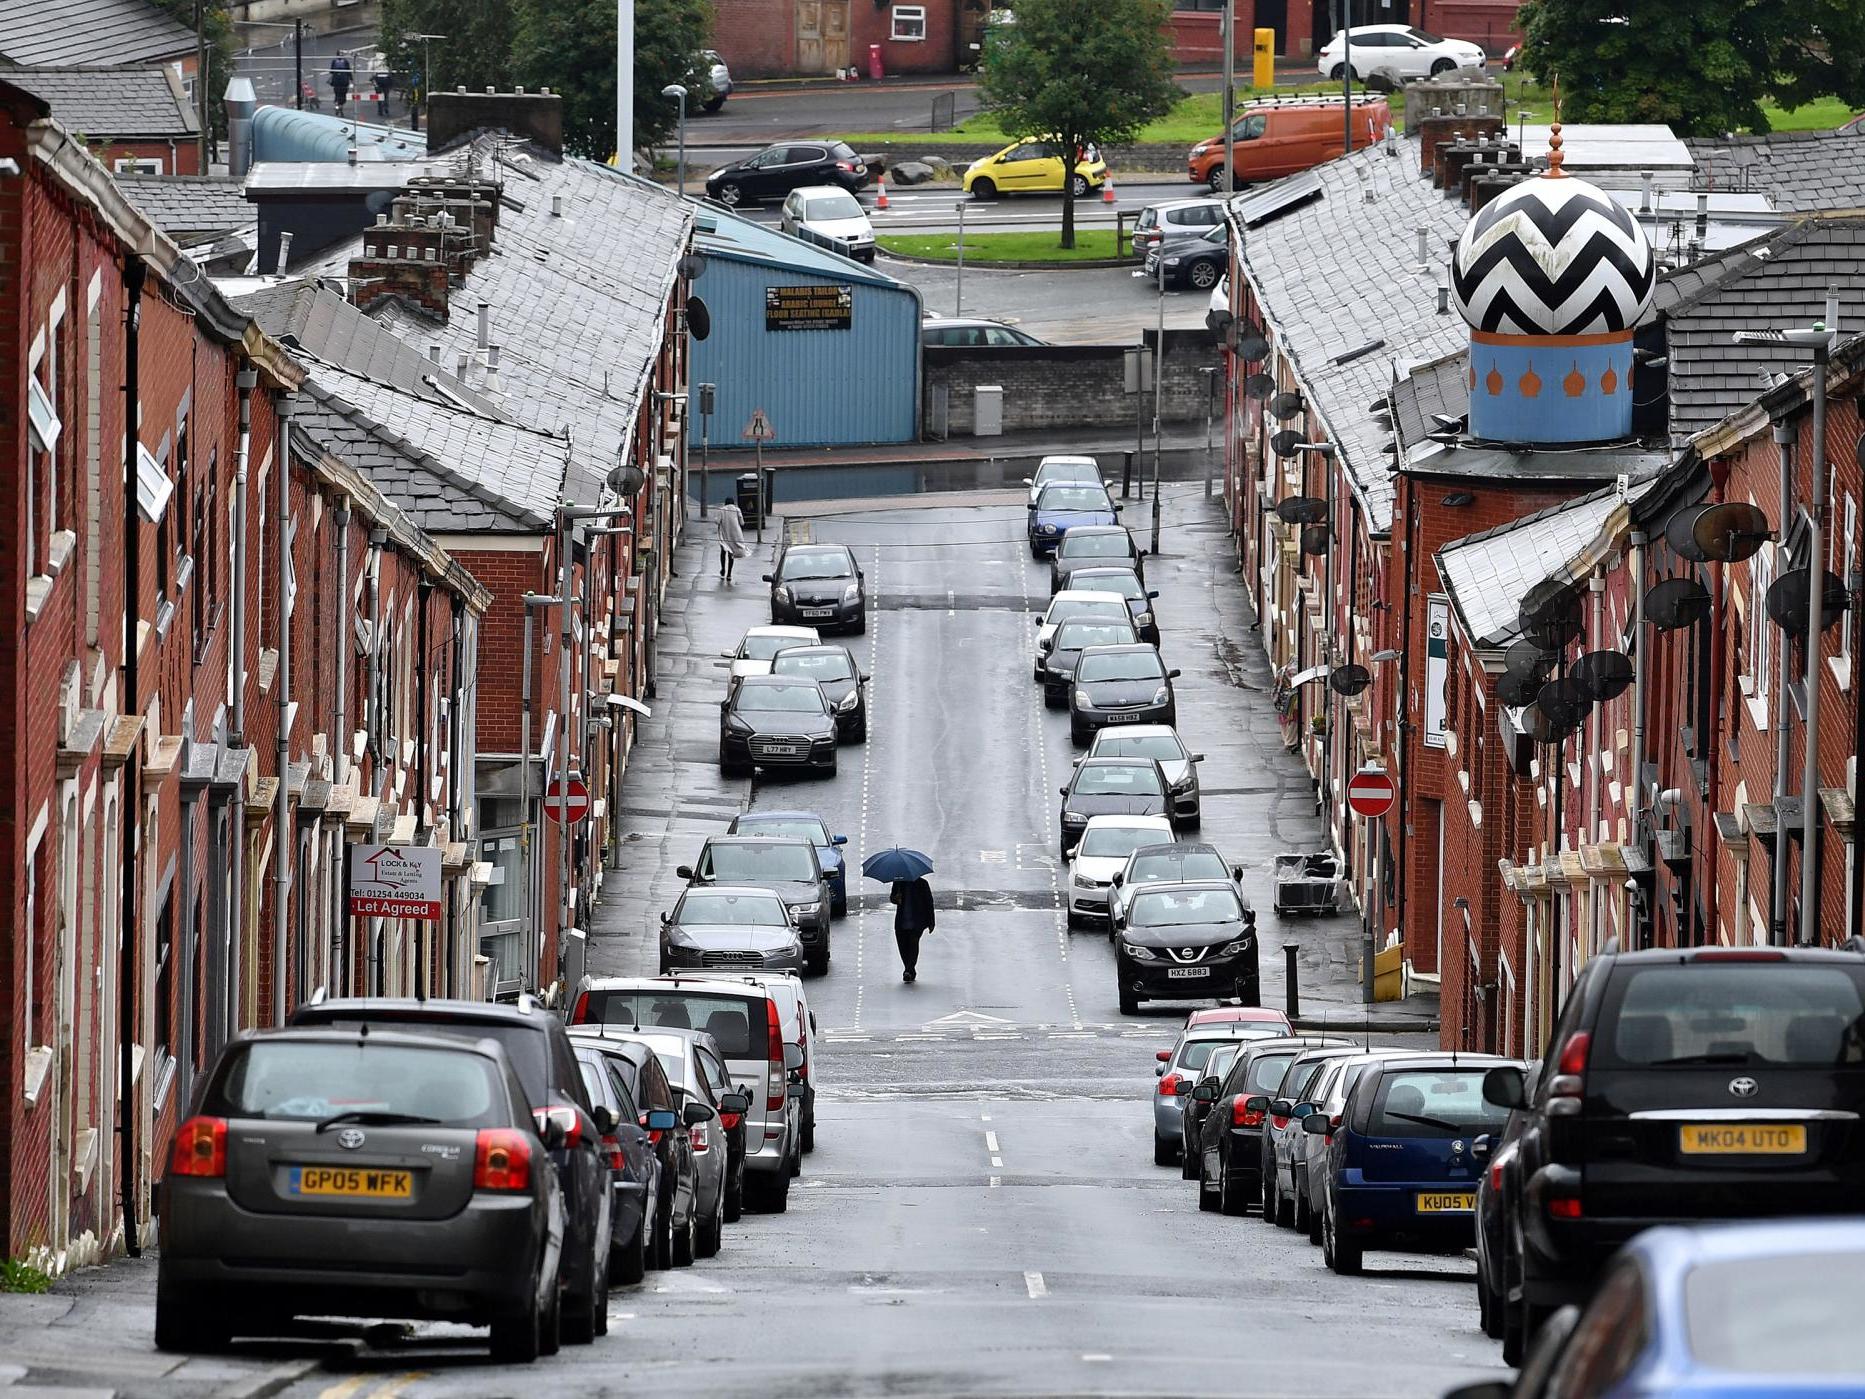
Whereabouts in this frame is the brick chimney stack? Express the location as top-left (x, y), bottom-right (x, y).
top-left (347, 212), bottom-right (475, 319)
top-left (426, 86), bottom-right (564, 157)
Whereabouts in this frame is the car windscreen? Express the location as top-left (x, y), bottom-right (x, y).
top-left (743, 632), bottom-right (813, 660)
top-left (1059, 531), bottom-right (1130, 557)
top-left (804, 193), bottom-right (863, 220)
top-left (1047, 599), bottom-right (1128, 626)
top-left (678, 891), bottom-right (789, 926)
top-left (1037, 486), bottom-right (1110, 512)
top-left (1097, 733), bottom-right (1184, 763)
top-left (778, 551), bottom-right (853, 581)
top-left (1078, 651), bottom-right (1163, 683)
top-left (706, 841), bottom-right (818, 883)
top-left (1054, 622), bottom-right (1134, 651)
top-left (1597, 965), bottom-right (1865, 1067)
top-left (1076, 825), bottom-right (1167, 859)
top-left (1685, 1250), bottom-right (1865, 1374)
top-left (1368, 1069), bottom-right (1509, 1138)
top-left (581, 991), bottom-right (769, 1059)
top-left (737, 682), bottom-right (826, 713)
top-left (1130, 888), bottom-right (1242, 927)
top-left (733, 817), bottom-right (829, 844)
top-left (1131, 851), bottom-right (1228, 885)
top-left (1074, 570), bottom-right (1144, 599)
top-left (210, 1040), bottom-right (504, 1126)
top-left (1072, 764), bottom-right (1163, 797)
top-left (772, 651), bottom-right (854, 682)
top-left (1175, 1037), bottom-right (1241, 1072)
top-left (1238, 1051), bottom-right (1298, 1094)
top-left (1037, 464), bottom-right (1097, 486)
top-left (295, 1014), bottom-right (548, 1107)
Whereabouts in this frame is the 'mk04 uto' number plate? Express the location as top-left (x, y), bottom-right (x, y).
top-left (1679, 1124), bottom-right (1806, 1155)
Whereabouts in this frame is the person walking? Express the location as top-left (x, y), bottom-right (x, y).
top-left (328, 54), bottom-right (353, 114)
top-left (891, 875), bottom-right (935, 982)
top-left (716, 496), bottom-right (750, 582)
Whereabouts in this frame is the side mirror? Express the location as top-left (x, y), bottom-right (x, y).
top-left (1168, 669), bottom-right (1182, 679)
top-left (1233, 866), bottom-right (1245, 881)
top-left (683, 1100), bottom-right (712, 1127)
top-left (783, 1043), bottom-right (805, 1071)
top-left (537, 1114), bottom-right (567, 1150)
top-left (644, 1108), bottom-right (678, 1133)
top-left (719, 1091), bottom-right (750, 1114)
top-left (860, 673), bottom-right (871, 683)
top-left (676, 865), bottom-right (694, 880)
top-left (1060, 786), bottom-right (1071, 796)
top-left (1291, 1101), bottom-right (1317, 1118)
top-left (1111, 872), bottom-right (1124, 887)
top-left (591, 1104), bottom-right (616, 1135)
top-left (1155, 1049), bottom-right (1171, 1063)
top-left (833, 833), bottom-right (849, 845)
top-left (1470, 1134), bottom-right (1493, 1161)
top-left (1148, 590), bottom-right (1160, 599)
top-left (1022, 476), bottom-right (1034, 486)
top-left (1192, 1080), bottom-right (1219, 1103)
top-left (659, 910), bottom-right (671, 925)
top-left (1243, 1095), bottom-right (1269, 1115)
top-left (1171, 1077), bottom-right (1192, 1095)
top-left (1483, 1065), bottom-right (1527, 1109)
top-left (1268, 1098), bottom-right (1294, 1118)
top-left (1192, 753), bottom-right (1205, 763)
top-left (1112, 504), bottom-right (1123, 513)
top-left (762, 573), bottom-right (774, 582)
top-left (1301, 1112), bottom-right (1331, 1135)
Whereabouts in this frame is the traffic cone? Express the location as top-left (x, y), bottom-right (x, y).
top-left (1102, 172), bottom-right (1117, 205)
top-left (875, 175), bottom-right (889, 210)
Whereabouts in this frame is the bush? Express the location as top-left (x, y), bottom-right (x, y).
top-left (1, 1259), bottom-right (52, 1294)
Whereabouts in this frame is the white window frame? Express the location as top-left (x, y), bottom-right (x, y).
top-left (113, 157), bottom-right (163, 175)
top-left (891, 4), bottom-right (927, 40)
top-left (1831, 493), bottom-right (1856, 690)
top-left (1743, 545), bottom-right (1773, 729)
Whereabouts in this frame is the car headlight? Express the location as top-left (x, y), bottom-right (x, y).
top-left (1152, 686), bottom-right (1169, 705)
top-left (1165, 257), bottom-right (1183, 267)
top-left (837, 689), bottom-right (860, 711)
top-left (1062, 812), bottom-right (1087, 825)
top-left (1191, 144), bottom-right (1209, 157)
top-left (1121, 941), bottom-right (1157, 961)
top-left (774, 585), bottom-right (792, 603)
top-left (842, 582), bottom-right (861, 602)
top-left (1219, 938), bottom-right (1253, 957)
top-left (1074, 688), bottom-right (1091, 708)
top-left (795, 901), bottom-right (822, 915)
top-left (1040, 523), bottom-right (1059, 534)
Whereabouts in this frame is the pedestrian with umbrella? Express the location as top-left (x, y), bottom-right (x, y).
top-left (863, 848), bottom-right (935, 983)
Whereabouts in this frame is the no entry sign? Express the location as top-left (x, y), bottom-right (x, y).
top-left (544, 773), bottom-right (591, 825)
top-left (349, 844), bottom-right (442, 920)
top-left (1346, 766), bottom-right (1397, 820)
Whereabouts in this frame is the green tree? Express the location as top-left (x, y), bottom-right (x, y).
top-left (148, 0), bottom-right (232, 139)
top-left (512, 0), bottom-right (711, 161)
top-left (976, 0), bottom-right (1178, 248)
top-left (1518, 0), bottom-right (1865, 135)
top-left (379, 0), bottom-right (516, 105)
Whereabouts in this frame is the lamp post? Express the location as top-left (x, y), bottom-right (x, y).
top-left (403, 33), bottom-right (446, 132)
top-left (1220, 0), bottom-right (1236, 195)
top-left (1151, 252), bottom-right (1167, 555)
top-left (661, 82), bottom-right (689, 195)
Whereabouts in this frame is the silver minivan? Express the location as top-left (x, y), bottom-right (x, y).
top-left (1132, 197), bottom-right (1223, 262)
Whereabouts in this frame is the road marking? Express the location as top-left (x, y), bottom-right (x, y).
top-left (927, 1010), bottom-right (1014, 1027)
top-left (989, 1175), bottom-right (1001, 1188)
top-left (980, 1112), bottom-right (992, 1121)
top-left (1024, 1271), bottom-right (1047, 1299)
top-left (990, 1155), bottom-right (1003, 1168)
top-left (984, 1130), bottom-right (999, 1153)
top-left (317, 1380), bottom-right (374, 1399)
top-left (369, 1376), bottom-right (429, 1399)
top-left (1082, 1353), bottom-right (1112, 1362)
top-left (610, 1312), bottom-right (636, 1321)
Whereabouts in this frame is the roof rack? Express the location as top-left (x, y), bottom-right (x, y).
top-left (1240, 92), bottom-right (1384, 111)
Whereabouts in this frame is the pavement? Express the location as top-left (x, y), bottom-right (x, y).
top-left (0, 487), bottom-right (1471, 1398)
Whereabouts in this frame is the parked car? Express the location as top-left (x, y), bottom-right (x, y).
top-left (1083, 725), bottom-right (1200, 825)
top-left (1481, 940), bottom-right (1865, 1364)
top-left (1447, 1220), bottom-right (1865, 1399)
top-left (1065, 565), bottom-right (1159, 643)
top-left (700, 970), bottom-right (821, 1154)
top-left (1024, 455), bottom-right (1102, 505)
top-left (1028, 481), bottom-right (1120, 557)
top-left (705, 140), bottom-right (868, 207)
top-left (1313, 1053), bottom-right (1518, 1276)
top-left (1186, 1006), bottom-right (1292, 1035)
top-left (726, 809), bottom-right (850, 915)
top-left (1143, 223), bottom-right (1230, 291)
top-left (725, 624), bottom-right (820, 677)
top-left (1185, 1035), bottom-right (1352, 1205)
top-left (1033, 590), bottom-right (1132, 680)
top-left (1050, 524), bottom-right (1142, 594)
top-left (571, 975), bottom-right (806, 1212)
top-left (156, 1027), bottom-right (567, 1362)
top-left (569, 1039), bottom-right (661, 1284)
top-left (1131, 197), bottom-right (1225, 261)
top-left (1179, 1039), bottom-right (1250, 1179)
top-left (1067, 642), bottom-right (1179, 744)
top-left (962, 137), bottom-right (1106, 199)
top-left (770, 644), bottom-right (868, 740)
top-left (1041, 617), bottom-right (1140, 708)
top-left (920, 316), bottom-right (1049, 348)
top-left (1187, 95), bottom-right (1393, 191)
top-left (1058, 756), bottom-right (1172, 860)
top-left (718, 674), bottom-right (839, 778)
top-left (1475, 1063), bottom-right (1542, 1339)
top-left (1114, 879), bottom-right (1258, 1015)
top-left (677, 835), bottom-right (833, 972)
top-left (658, 885), bottom-right (803, 975)
top-left (1152, 1024), bottom-right (1297, 1166)
top-left (765, 544), bottom-right (866, 632)
top-left (566, 1031), bottom-right (692, 1268)
top-left (1316, 24), bottom-right (1485, 82)
top-left (698, 48), bottom-right (732, 111)
top-left (614, 1029), bottom-right (743, 1258)
top-left (779, 185), bottom-right (876, 262)
top-left (1108, 840), bottom-right (1240, 928)
top-left (1252, 1044), bottom-right (1369, 1223)
top-left (1278, 1047), bottom-right (1416, 1236)
top-left (285, 997), bottom-right (612, 1347)
top-left (1065, 813), bottom-right (1175, 928)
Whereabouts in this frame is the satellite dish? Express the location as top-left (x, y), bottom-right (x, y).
top-left (1274, 495), bottom-right (1328, 526)
top-left (1517, 578), bottom-right (1581, 650)
top-left (687, 294), bottom-right (712, 341)
top-left (1855, 430), bottom-right (1865, 471)
top-left (1644, 577), bottom-right (1710, 630)
top-left (1525, 703), bottom-right (1580, 747)
top-left (1205, 307), bottom-right (1235, 335)
top-left (607, 462), bottom-right (647, 496)
top-left (1496, 669), bottom-right (1542, 707)
top-left (1571, 649), bottom-right (1635, 703)
top-left (1244, 372), bottom-right (1276, 401)
top-left (1270, 429), bottom-right (1304, 458)
top-left (1765, 568), bottom-right (1849, 634)
top-left (1328, 663), bottom-right (1371, 697)
top-left (1300, 524), bottom-right (1330, 556)
top-left (1503, 639), bottom-right (1556, 682)
top-left (1236, 330), bottom-right (1270, 364)
top-left (1270, 391), bottom-right (1306, 421)
top-left (1691, 501), bottom-right (1770, 563)
top-left (1664, 504), bottom-right (1713, 563)
top-left (1537, 677), bottom-right (1592, 728)
top-left (678, 253), bottom-right (708, 280)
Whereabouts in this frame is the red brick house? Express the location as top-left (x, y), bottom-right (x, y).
top-left (1171, 0), bottom-right (1521, 62)
top-left (710, 0), bottom-right (967, 77)
top-left (6, 65), bottom-right (200, 175)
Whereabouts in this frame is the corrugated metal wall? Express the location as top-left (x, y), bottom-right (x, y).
top-left (689, 256), bottom-right (920, 449)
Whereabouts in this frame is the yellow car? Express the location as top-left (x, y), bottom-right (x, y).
top-left (962, 138), bottom-right (1108, 199)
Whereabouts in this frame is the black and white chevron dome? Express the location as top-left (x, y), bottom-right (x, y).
top-left (1451, 177), bottom-right (1656, 336)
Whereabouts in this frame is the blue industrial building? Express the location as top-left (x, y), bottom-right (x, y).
top-left (688, 209), bottom-right (920, 465)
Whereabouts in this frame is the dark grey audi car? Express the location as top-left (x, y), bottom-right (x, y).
top-left (719, 675), bottom-right (839, 777)
top-left (156, 1027), bottom-right (570, 1362)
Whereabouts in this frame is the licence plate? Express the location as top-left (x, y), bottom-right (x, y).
top-left (1415, 1192), bottom-right (1475, 1213)
top-left (802, 608), bottom-right (834, 618)
top-left (1679, 1123), bottom-right (1808, 1155)
top-left (1166, 966), bottom-right (1210, 979)
top-left (763, 744), bottom-right (800, 756)
top-left (288, 1166), bottom-right (413, 1199)
top-left (1107, 712), bottom-right (1140, 723)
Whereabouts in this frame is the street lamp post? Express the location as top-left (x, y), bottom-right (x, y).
top-left (661, 83), bottom-right (688, 195)
top-left (1220, 0), bottom-right (1236, 196)
top-left (404, 32), bottom-right (445, 132)
top-left (955, 197), bottom-right (967, 317)
top-left (1151, 253), bottom-right (1166, 555)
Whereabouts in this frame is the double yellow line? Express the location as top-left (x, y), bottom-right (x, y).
top-left (316, 1373), bottom-right (428, 1399)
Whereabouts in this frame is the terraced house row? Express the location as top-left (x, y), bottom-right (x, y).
top-left (0, 84), bottom-right (698, 1271)
top-left (1216, 78), bottom-right (1865, 1054)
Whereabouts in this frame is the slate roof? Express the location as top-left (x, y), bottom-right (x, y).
top-left (0, 0), bottom-right (194, 66)
top-left (115, 173), bottom-right (249, 243)
top-left (6, 63), bottom-right (193, 137)
top-left (1436, 486), bottom-right (1632, 648)
top-left (1228, 137), bottom-right (1472, 533)
top-left (1389, 349), bottom-right (1469, 456)
top-left (699, 204), bottom-right (906, 286)
top-left (1684, 128), bottom-right (1865, 215)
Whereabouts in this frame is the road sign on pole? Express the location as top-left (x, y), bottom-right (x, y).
top-left (1346, 766), bottom-right (1397, 820)
top-left (742, 408), bottom-right (776, 442)
top-left (348, 844), bottom-right (443, 920)
top-left (544, 773), bottom-right (591, 825)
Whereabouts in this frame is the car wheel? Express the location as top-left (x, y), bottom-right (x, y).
top-left (612, 1209), bottom-right (647, 1286)
top-left (538, 1276), bottom-right (562, 1357)
top-left (1152, 1129), bottom-right (1176, 1167)
top-left (1043, 687), bottom-right (1062, 710)
top-left (1328, 63), bottom-right (1348, 80)
top-left (1069, 173), bottom-right (1091, 198)
top-left (1259, 1164), bottom-right (1279, 1225)
top-left (970, 177), bottom-right (996, 199)
top-left (1275, 1177), bottom-right (1296, 1229)
top-left (1430, 57), bottom-right (1455, 75)
top-left (672, 1196), bottom-right (697, 1267)
top-left (651, 1181), bottom-right (675, 1269)
top-left (703, 97), bottom-right (726, 113)
top-left (1189, 260), bottom-right (1220, 290)
top-left (1197, 1162), bottom-right (1220, 1211)
top-left (724, 1158), bottom-right (745, 1223)
top-left (849, 611), bottom-right (866, 634)
top-left (802, 1110), bottom-right (817, 1153)
top-left (1323, 1204), bottom-right (1363, 1275)
top-left (1180, 1142), bottom-right (1200, 1181)
top-left (697, 1187), bottom-right (725, 1258)
top-left (487, 1260), bottom-right (545, 1364)
top-left (1219, 1163), bottom-right (1248, 1217)
top-left (561, 1238), bottom-right (605, 1343)
top-left (754, 1166), bottom-right (791, 1213)
top-left (717, 181), bottom-right (745, 206)
top-left (1478, 1264), bottom-right (1495, 1338)
top-left (1206, 167), bottom-right (1227, 193)
top-left (154, 1279), bottom-right (229, 1353)
top-left (1122, 985), bottom-right (1141, 1016)
top-left (1293, 1177), bottom-right (1312, 1234)
top-left (1069, 723), bottom-right (1087, 746)
top-left (832, 895), bottom-right (847, 918)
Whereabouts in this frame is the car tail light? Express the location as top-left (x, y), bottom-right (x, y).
top-left (1232, 1098), bottom-right (1264, 1128)
top-left (1548, 1196), bottom-right (1582, 1220)
top-left (1548, 1030), bottom-right (1590, 1117)
top-left (474, 1128), bottom-right (533, 1191)
top-left (600, 1133), bottom-right (625, 1170)
top-left (720, 1111), bottom-right (742, 1132)
top-left (766, 1000), bottom-right (786, 1112)
top-left (1490, 1161), bottom-right (1505, 1191)
top-left (837, 160), bottom-right (856, 173)
top-left (170, 1116), bottom-right (227, 1178)
top-left (640, 1112), bottom-right (663, 1146)
top-left (569, 991), bottom-right (590, 1024)
top-left (1690, 948), bottom-right (1786, 962)
top-left (691, 1122), bottom-right (710, 1154)
top-left (533, 1103), bottom-right (583, 1147)
top-left (794, 1037), bottom-right (809, 1080)
top-left (1157, 1072), bottom-right (1182, 1096)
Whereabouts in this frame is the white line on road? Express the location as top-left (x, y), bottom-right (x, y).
top-left (980, 1112), bottom-right (991, 1121)
top-left (1024, 1271), bottom-right (1047, 1299)
top-left (989, 1175), bottom-right (1001, 1188)
top-left (990, 1155), bottom-right (1003, 1168)
top-left (984, 1130), bottom-right (999, 1153)
top-left (1082, 1353), bottom-right (1112, 1362)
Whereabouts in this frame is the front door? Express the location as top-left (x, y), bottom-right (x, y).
top-left (795, 0), bottom-right (848, 74)
top-left (822, 0), bottom-right (850, 73)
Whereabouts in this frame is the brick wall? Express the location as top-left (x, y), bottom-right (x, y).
top-left (924, 331), bottom-right (1225, 436)
top-left (711, 0), bottom-right (795, 76)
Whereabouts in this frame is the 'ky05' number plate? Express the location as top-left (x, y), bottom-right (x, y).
top-left (288, 1166), bottom-right (413, 1199)
top-left (1415, 1191), bottom-right (1475, 1213)
top-left (1679, 1123), bottom-right (1807, 1155)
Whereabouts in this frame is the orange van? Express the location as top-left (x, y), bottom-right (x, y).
top-left (1187, 95), bottom-right (1394, 191)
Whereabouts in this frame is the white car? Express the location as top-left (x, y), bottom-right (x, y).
top-left (1208, 273), bottom-right (1229, 323)
top-left (1033, 590), bottom-right (1131, 681)
top-left (779, 185), bottom-right (876, 264)
top-left (1082, 724), bottom-right (1201, 824)
top-left (1024, 455), bottom-right (1102, 506)
top-left (1316, 24), bottom-right (1485, 83)
top-left (1066, 814), bottom-right (1175, 928)
top-left (724, 625), bottom-right (820, 677)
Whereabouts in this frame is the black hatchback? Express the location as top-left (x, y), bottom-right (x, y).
top-left (766, 544), bottom-right (866, 632)
top-left (1484, 940), bottom-right (1865, 1364)
top-left (705, 140), bottom-right (869, 207)
top-left (1059, 756), bottom-right (1172, 859)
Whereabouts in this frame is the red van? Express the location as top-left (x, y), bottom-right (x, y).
top-left (1188, 95), bottom-right (1394, 191)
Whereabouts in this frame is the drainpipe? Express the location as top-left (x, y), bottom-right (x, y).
top-left (230, 367), bottom-right (256, 745)
top-left (1627, 528), bottom-right (1648, 947)
top-left (118, 255), bottom-right (146, 1257)
top-left (447, 591), bottom-right (465, 996)
top-left (1771, 420), bottom-right (1795, 945)
top-left (365, 528), bottom-right (384, 991)
top-left (1798, 330), bottom-right (1832, 945)
top-left (415, 578), bottom-right (432, 998)
top-left (1587, 572), bottom-right (1604, 950)
top-left (274, 395), bottom-right (297, 1021)
top-left (331, 499), bottom-right (351, 990)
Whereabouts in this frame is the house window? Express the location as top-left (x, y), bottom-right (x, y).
top-left (891, 4), bottom-right (927, 40)
top-left (113, 157), bottom-right (163, 175)
top-left (1744, 544), bottom-right (1773, 727)
top-left (27, 358), bottom-right (60, 577)
top-left (153, 890), bottom-right (174, 1068)
top-left (1832, 493), bottom-right (1856, 690)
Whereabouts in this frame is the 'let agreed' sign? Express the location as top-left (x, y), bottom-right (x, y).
top-left (349, 844), bottom-right (443, 920)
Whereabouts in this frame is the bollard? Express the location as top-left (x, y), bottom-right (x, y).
top-left (1283, 943), bottom-right (1301, 1021)
top-left (1122, 449), bottom-right (1134, 500)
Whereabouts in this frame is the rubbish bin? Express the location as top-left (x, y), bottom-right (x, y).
top-left (974, 384), bottom-right (1003, 437)
top-left (736, 472), bottom-right (762, 528)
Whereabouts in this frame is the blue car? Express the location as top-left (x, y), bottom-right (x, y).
top-left (1312, 1053), bottom-right (1520, 1275)
top-left (1447, 1219), bottom-right (1865, 1399)
top-left (1028, 481), bottom-right (1119, 558)
top-left (725, 810), bottom-right (849, 917)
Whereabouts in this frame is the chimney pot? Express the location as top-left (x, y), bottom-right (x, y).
top-left (551, 193), bottom-right (563, 217)
top-left (1437, 284), bottom-right (1450, 314)
top-left (487, 343), bottom-right (502, 369)
top-left (457, 84), bottom-right (466, 93)
top-left (486, 85), bottom-right (496, 94)
top-left (376, 212), bottom-right (389, 226)
top-left (276, 230), bottom-right (294, 273)
top-left (516, 85), bottom-right (526, 94)
top-left (455, 351), bottom-right (471, 377)
top-left (476, 300), bottom-right (491, 352)
top-left (347, 146), bottom-right (358, 164)
top-left (429, 343), bottom-right (442, 364)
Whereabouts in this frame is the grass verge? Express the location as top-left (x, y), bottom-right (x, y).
top-left (879, 230), bottom-right (1124, 263)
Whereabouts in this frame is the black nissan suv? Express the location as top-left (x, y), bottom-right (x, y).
top-left (1483, 939), bottom-right (1865, 1365)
